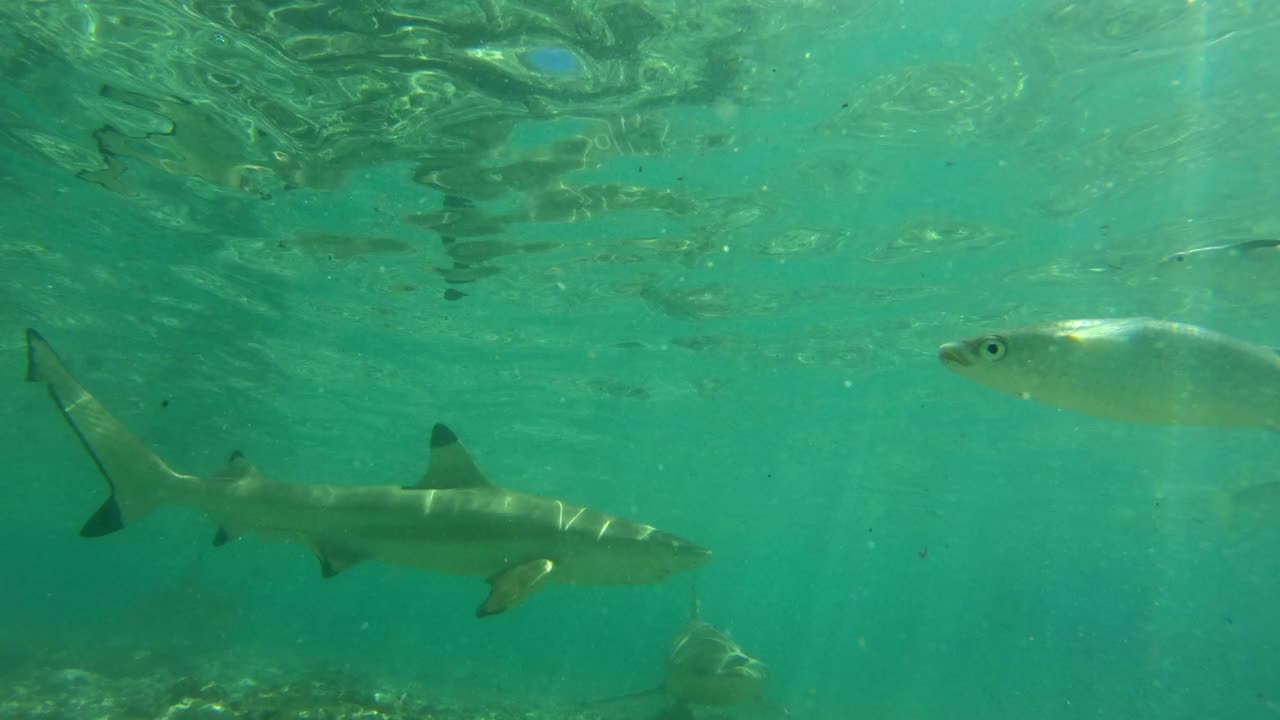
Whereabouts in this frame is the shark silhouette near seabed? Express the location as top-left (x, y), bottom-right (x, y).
top-left (591, 588), bottom-right (788, 719)
top-left (23, 329), bottom-right (711, 618)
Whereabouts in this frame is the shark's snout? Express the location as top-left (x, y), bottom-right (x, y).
top-left (688, 543), bottom-right (713, 567)
top-left (656, 531), bottom-right (713, 570)
top-left (937, 342), bottom-right (971, 367)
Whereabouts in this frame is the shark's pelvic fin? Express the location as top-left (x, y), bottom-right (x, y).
top-left (477, 558), bottom-right (554, 618)
top-left (314, 545), bottom-right (365, 579)
top-left (24, 328), bottom-right (184, 534)
top-left (212, 527), bottom-right (232, 546)
top-left (416, 423), bottom-right (493, 490)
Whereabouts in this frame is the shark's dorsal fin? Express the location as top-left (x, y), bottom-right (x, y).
top-left (417, 424), bottom-right (493, 489)
top-left (210, 453), bottom-right (254, 546)
top-left (216, 450), bottom-right (258, 481)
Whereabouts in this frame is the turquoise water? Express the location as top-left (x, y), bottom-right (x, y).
top-left (3, 1), bottom-right (1280, 718)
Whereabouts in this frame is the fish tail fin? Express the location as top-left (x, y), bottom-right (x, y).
top-left (1206, 488), bottom-right (1236, 532)
top-left (25, 329), bottom-right (183, 536)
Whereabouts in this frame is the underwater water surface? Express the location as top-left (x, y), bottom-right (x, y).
top-left (2, 1), bottom-right (1280, 718)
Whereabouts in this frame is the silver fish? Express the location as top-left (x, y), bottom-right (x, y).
top-left (1159, 238), bottom-right (1280, 268)
top-left (938, 318), bottom-right (1280, 430)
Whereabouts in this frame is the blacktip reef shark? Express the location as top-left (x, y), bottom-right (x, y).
top-left (23, 328), bottom-right (711, 617)
top-left (938, 318), bottom-right (1280, 430)
top-left (589, 588), bottom-right (784, 719)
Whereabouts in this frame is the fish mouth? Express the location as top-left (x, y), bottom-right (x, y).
top-left (937, 342), bottom-right (971, 367)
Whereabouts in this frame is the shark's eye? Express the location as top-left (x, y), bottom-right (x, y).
top-left (979, 335), bottom-right (1007, 361)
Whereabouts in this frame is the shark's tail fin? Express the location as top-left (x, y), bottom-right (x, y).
top-left (25, 328), bottom-right (183, 536)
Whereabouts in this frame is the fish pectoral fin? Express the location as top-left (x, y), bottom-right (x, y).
top-left (477, 558), bottom-right (554, 618)
top-left (313, 545), bottom-right (366, 579)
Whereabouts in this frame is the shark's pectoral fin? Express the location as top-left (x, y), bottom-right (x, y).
top-left (313, 546), bottom-right (366, 579)
top-left (477, 558), bottom-right (554, 618)
top-left (212, 526), bottom-right (236, 546)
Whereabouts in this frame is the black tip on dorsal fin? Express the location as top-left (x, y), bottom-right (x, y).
top-left (220, 451), bottom-right (256, 481)
top-left (416, 424), bottom-right (493, 490)
top-left (431, 423), bottom-right (459, 448)
top-left (80, 496), bottom-right (125, 537)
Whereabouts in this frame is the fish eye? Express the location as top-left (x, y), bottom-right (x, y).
top-left (979, 335), bottom-right (1007, 361)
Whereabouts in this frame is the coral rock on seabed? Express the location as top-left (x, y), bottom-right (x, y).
top-left (0, 662), bottom-right (614, 720)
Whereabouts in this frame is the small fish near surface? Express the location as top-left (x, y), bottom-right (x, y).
top-left (23, 329), bottom-right (710, 618)
top-left (1158, 238), bottom-right (1280, 269)
top-left (1155, 239), bottom-right (1280, 289)
top-left (588, 588), bottom-right (785, 719)
top-left (938, 318), bottom-right (1280, 430)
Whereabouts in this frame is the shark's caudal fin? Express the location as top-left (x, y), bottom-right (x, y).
top-left (25, 329), bottom-right (184, 536)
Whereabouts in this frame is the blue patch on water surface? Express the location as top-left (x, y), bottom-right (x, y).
top-left (522, 46), bottom-right (581, 75)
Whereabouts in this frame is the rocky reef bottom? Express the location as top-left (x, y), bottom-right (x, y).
top-left (0, 654), bottom-right (619, 720)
